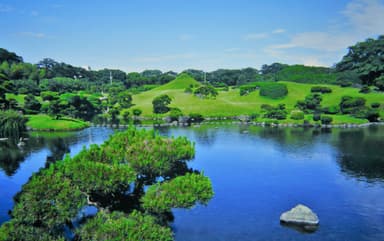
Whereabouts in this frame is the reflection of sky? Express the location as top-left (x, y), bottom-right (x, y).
top-left (166, 125), bottom-right (384, 241)
top-left (1, 125), bottom-right (384, 240)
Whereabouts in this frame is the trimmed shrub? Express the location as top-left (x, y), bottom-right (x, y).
top-left (189, 113), bottom-right (204, 123)
top-left (240, 85), bottom-right (258, 96)
top-left (322, 105), bottom-right (340, 114)
top-left (290, 110), bottom-right (304, 120)
top-left (259, 82), bottom-right (288, 99)
top-left (132, 108), bottom-right (142, 116)
top-left (359, 85), bottom-right (371, 93)
top-left (169, 108), bottom-right (183, 122)
top-left (313, 113), bottom-right (321, 122)
top-left (371, 102), bottom-right (381, 108)
top-left (321, 116), bottom-right (333, 125)
top-left (311, 86), bottom-right (332, 93)
top-left (340, 96), bottom-right (366, 114)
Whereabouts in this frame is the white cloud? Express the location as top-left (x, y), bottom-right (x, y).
top-left (269, 32), bottom-right (355, 52)
top-left (264, 0), bottom-right (384, 67)
top-left (18, 32), bottom-right (47, 38)
top-left (244, 33), bottom-right (269, 40)
top-left (272, 29), bottom-right (286, 34)
top-left (342, 0), bottom-right (384, 35)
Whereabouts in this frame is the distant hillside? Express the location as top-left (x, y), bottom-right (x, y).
top-left (155, 73), bottom-right (201, 90)
top-left (131, 75), bottom-right (384, 123)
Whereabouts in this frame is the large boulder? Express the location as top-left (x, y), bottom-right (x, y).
top-left (280, 204), bottom-right (319, 226)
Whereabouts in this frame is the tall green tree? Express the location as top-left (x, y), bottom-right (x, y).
top-left (152, 94), bottom-right (172, 114)
top-left (336, 36), bottom-right (384, 86)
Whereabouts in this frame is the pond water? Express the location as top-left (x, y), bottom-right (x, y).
top-left (1, 125), bottom-right (384, 241)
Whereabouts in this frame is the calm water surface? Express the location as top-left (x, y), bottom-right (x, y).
top-left (1, 125), bottom-right (384, 241)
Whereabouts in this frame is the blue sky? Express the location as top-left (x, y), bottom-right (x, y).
top-left (0, 0), bottom-right (383, 72)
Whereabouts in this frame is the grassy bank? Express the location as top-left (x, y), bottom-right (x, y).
top-left (26, 114), bottom-right (89, 131)
top-left (131, 74), bottom-right (384, 124)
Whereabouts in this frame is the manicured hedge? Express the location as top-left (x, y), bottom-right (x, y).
top-left (259, 82), bottom-right (288, 99)
top-left (310, 86), bottom-right (332, 93)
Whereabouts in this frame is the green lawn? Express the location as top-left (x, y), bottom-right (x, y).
top-left (131, 76), bottom-right (384, 121)
top-left (26, 115), bottom-right (89, 131)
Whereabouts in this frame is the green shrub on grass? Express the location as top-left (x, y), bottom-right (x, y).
top-left (259, 82), bottom-right (288, 99)
top-left (321, 116), bottom-right (333, 125)
top-left (311, 86), bottom-right (332, 93)
top-left (290, 110), bottom-right (304, 120)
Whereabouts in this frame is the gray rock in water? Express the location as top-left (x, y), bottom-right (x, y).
top-left (280, 204), bottom-right (319, 226)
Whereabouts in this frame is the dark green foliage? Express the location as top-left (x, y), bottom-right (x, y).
top-left (239, 82), bottom-right (288, 98)
top-left (24, 94), bottom-right (41, 114)
top-left (0, 49), bottom-right (23, 64)
top-left (153, 94), bottom-right (172, 114)
top-left (0, 110), bottom-right (27, 138)
top-left (0, 221), bottom-right (64, 241)
top-left (336, 36), bottom-right (384, 86)
top-left (322, 105), bottom-right (340, 114)
top-left (311, 86), bottom-right (332, 93)
top-left (313, 113), bottom-right (321, 122)
top-left (121, 109), bottom-right (130, 124)
top-left (40, 91), bottom-right (59, 101)
top-left (12, 80), bottom-right (40, 95)
top-left (371, 102), bottom-right (380, 108)
top-left (336, 71), bottom-right (359, 87)
top-left (132, 108), bottom-right (142, 116)
top-left (296, 94), bottom-right (322, 113)
top-left (259, 82), bottom-right (288, 99)
top-left (290, 110), bottom-right (304, 120)
top-left (273, 65), bottom-right (338, 84)
top-left (188, 113), bottom-right (204, 123)
top-left (61, 155), bottom-right (136, 195)
top-left (108, 107), bottom-right (120, 125)
top-left (184, 87), bottom-right (193, 93)
top-left (359, 85), bottom-right (371, 93)
top-left (125, 71), bottom-right (175, 88)
top-left (11, 170), bottom-right (87, 230)
top-left (183, 68), bottom-right (260, 86)
top-left (239, 84), bottom-right (259, 96)
top-left (1, 127), bottom-right (213, 240)
top-left (261, 63), bottom-right (287, 75)
top-left (47, 100), bottom-right (63, 120)
top-left (110, 90), bottom-right (132, 108)
top-left (169, 108), bottom-right (183, 122)
top-left (339, 96), bottom-right (366, 114)
top-left (261, 104), bottom-right (287, 120)
top-left (194, 85), bottom-right (218, 98)
top-left (375, 75), bottom-right (384, 91)
top-left (67, 95), bottom-right (97, 121)
top-left (77, 211), bottom-right (173, 241)
top-left (40, 78), bottom-right (87, 94)
top-left (338, 96), bottom-right (378, 121)
top-left (142, 173), bottom-right (214, 213)
top-left (321, 116), bottom-right (333, 125)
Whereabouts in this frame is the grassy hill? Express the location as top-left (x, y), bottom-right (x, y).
top-left (131, 75), bottom-right (384, 122)
top-left (155, 73), bottom-right (201, 90)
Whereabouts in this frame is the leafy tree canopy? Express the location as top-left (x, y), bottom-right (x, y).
top-left (336, 35), bottom-right (384, 86)
top-left (0, 127), bottom-right (213, 240)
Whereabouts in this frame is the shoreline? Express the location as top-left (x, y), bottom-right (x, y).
top-left (92, 120), bottom-right (384, 129)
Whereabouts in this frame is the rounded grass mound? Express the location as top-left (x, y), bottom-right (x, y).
top-left (27, 114), bottom-right (89, 131)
